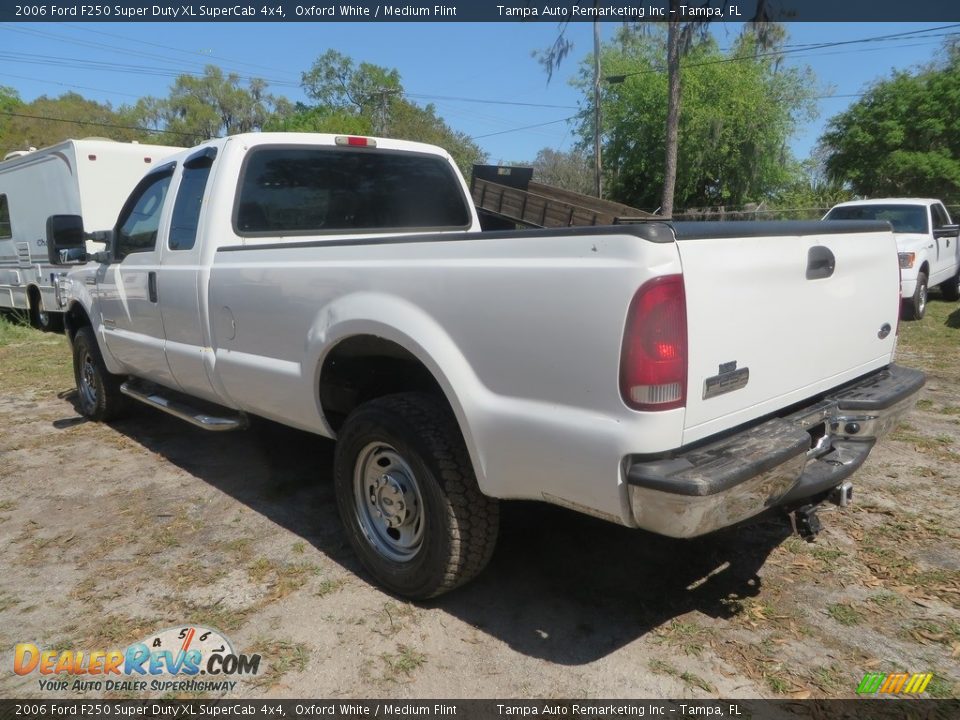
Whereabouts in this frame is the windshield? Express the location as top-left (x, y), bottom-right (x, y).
top-left (825, 204), bottom-right (929, 234)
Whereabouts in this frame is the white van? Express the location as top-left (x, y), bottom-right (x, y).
top-left (0, 138), bottom-right (183, 329)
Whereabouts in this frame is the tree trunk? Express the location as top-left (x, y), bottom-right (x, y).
top-left (662, 12), bottom-right (682, 218)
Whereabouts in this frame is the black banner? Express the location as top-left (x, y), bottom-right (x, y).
top-left (1, 700), bottom-right (960, 720)
top-left (2, 1), bottom-right (960, 23)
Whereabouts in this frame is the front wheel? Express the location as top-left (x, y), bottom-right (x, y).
top-left (904, 272), bottom-right (928, 320)
top-left (333, 393), bottom-right (499, 598)
top-left (72, 327), bottom-right (127, 421)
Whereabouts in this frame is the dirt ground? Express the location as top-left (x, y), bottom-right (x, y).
top-left (0, 300), bottom-right (958, 700)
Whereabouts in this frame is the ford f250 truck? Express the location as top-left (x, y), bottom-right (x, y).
top-left (824, 198), bottom-right (960, 320)
top-left (48, 133), bottom-right (924, 598)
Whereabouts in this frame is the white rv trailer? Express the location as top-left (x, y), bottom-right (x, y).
top-left (0, 138), bottom-right (183, 329)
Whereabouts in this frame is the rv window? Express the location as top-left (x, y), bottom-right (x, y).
top-left (115, 170), bottom-right (173, 261)
top-left (0, 195), bottom-right (11, 240)
top-left (169, 155), bottom-right (214, 251)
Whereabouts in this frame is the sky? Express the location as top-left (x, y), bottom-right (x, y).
top-left (0, 20), bottom-right (955, 165)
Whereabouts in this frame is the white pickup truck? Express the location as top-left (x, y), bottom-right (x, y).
top-left (824, 198), bottom-right (960, 320)
top-left (49, 133), bottom-right (924, 598)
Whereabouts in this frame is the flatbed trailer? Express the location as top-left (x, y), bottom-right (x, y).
top-left (470, 165), bottom-right (654, 229)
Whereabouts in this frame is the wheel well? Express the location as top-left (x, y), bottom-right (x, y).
top-left (63, 302), bottom-right (92, 343)
top-left (27, 284), bottom-right (41, 309)
top-left (919, 262), bottom-right (930, 278)
top-left (319, 336), bottom-right (448, 432)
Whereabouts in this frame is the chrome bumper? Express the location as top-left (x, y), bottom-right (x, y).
top-left (626, 365), bottom-right (925, 538)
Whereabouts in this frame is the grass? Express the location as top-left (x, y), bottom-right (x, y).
top-left (925, 673), bottom-right (959, 699)
top-left (380, 644), bottom-right (427, 681)
top-left (905, 619), bottom-right (960, 647)
top-left (0, 315), bottom-right (72, 394)
top-left (654, 618), bottom-right (713, 657)
top-left (315, 578), bottom-right (346, 597)
top-left (827, 603), bottom-right (864, 627)
top-left (247, 639), bottom-right (309, 689)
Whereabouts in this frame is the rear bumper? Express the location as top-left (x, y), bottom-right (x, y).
top-left (626, 364), bottom-right (925, 538)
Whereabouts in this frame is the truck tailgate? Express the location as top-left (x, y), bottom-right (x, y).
top-left (674, 221), bottom-right (900, 445)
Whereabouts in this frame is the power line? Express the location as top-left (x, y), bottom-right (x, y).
top-left (0, 110), bottom-right (196, 139)
top-left (604, 24), bottom-right (960, 82)
top-left (470, 117), bottom-right (576, 140)
top-left (404, 92), bottom-right (577, 110)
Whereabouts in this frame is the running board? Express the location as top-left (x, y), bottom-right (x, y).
top-left (120, 382), bottom-right (248, 432)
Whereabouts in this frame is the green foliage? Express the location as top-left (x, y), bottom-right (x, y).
top-left (264, 103), bottom-right (371, 135)
top-left (516, 147), bottom-right (594, 195)
top-left (580, 27), bottom-right (815, 211)
top-left (768, 154), bottom-right (853, 219)
top-left (0, 92), bottom-right (144, 154)
top-left (821, 41), bottom-right (960, 203)
top-left (296, 50), bottom-right (485, 176)
top-left (302, 49), bottom-right (402, 118)
top-left (134, 65), bottom-right (291, 146)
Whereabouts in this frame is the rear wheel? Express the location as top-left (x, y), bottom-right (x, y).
top-left (28, 290), bottom-right (62, 332)
top-left (904, 272), bottom-right (928, 320)
top-left (72, 327), bottom-right (127, 421)
top-left (333, 393), bottom-right (499, 598)
top-left (940, 269), bottom-right (960, 302)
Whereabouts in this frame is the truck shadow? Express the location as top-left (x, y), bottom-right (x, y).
top-left (59, 395), bottom-right (791, 666)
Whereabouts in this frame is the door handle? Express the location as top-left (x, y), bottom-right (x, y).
top-left (148, 272), bottom-right (158, 303)
top-left (806, 246), bottom-right (836, 280)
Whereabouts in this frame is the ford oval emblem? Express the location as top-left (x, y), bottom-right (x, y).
top-left (878, 323), bottom-right (892, 340)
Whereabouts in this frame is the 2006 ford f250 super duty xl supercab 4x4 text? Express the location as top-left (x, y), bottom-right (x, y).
top-left (48, 133), bottom-right (924, 598)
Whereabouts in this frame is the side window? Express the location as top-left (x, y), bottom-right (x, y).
top-left (931, 204), bottom-right (950, 229)
top-left (0, 195), bottom-right (11, 239)
top-left (169, 151), bottom-right (215, 251)
top-left (115, 169), bottom-right (173, 261)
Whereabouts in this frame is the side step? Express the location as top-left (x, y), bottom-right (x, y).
top-left (120, 381), bottom-right (248, 432)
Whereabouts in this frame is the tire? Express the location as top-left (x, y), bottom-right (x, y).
top-left (904, 272), bottom-right (928, 320)
top-left (334, 393), bottom-right (499, 599)
top-left (28, 292), bottom-right (62, 332)
top-left (72, 326), bottom-right (127, 421)
top-left (940, 269), bottom-right (960, 302)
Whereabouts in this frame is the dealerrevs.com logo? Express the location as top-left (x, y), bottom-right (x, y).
top-left (14, 626), bottom-right (261, 693)
top-left (857, 672), bottom-right (934, 695)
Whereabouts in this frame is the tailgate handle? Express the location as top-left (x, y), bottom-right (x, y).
top-left (806, 246), bottom-right (835, 280)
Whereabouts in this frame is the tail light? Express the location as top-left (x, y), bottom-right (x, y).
top-left (620, 275), bottom-right (687, 411)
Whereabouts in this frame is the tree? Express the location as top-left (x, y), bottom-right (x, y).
top-left (537, 2), bottom-right (775, 215)
top-left (518, 147), bottom-right (594, 195)
top-left (820, 41), bottom-right (960, 203)
top-left (578, 28), bottom-right (815, 211)
top-left (135, 66), bottom-right (291, 145)
top-left (0, 92), bottom-right (143, 153)
top-left (295, 51), bottom-right (486, 175)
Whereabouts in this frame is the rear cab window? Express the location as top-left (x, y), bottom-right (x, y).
top-left (234, 145), bottom-right (470, 236)
top-left (825, 204), bottom-right (929, 234)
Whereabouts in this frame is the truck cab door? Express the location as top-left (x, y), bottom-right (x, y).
top-left (931, 203), bottom-right (958, 283)
top-left (157, 147), bottom-right (222, 403)
top-left (96, 165), bottom-right (178, 387)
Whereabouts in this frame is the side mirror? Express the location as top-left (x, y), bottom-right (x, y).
top-left (933, 224), bottom-right (959, 240)
top-left (46, 215), bottom-right (86, 265)
top-left (46, 215), bottom-right (114, 265)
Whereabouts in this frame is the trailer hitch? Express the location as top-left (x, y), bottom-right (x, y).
top-left (790, 505), bottom-right (822, 542)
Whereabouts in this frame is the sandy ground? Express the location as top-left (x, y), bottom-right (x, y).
top-left (0, 308), bottom-right (958, 700)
